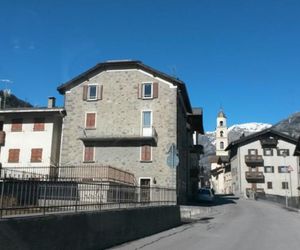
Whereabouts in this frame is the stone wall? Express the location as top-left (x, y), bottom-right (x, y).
top-left (0, 206), bottom-right (181, 250)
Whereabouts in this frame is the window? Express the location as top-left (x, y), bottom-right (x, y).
top-left (248, 149), bottom-right (258, 155)
top-left (85, 113), bottom-right (96, 129)
top-left (143, 83), bottom-right (152, 98)
top-left (282, 182), bottom-right (289, 189)
top-left (220, 121), bottom-right (223, 126)
top-left (83, 85), bottom-right (103, 101)
top-left (31, 148), bottom-right (43, 162)
top-left (264, 166), bottom-right (274, 173)
top-left (263, 148), bottom-right (273, 156)
top-left (277, 149), bottom-right (289, 156)
top-left (267, 182), bottom-right (273, 189)
top-left (278, 166), bottom-right (288, 173)
top-left (220, 131), bottom-right (224, 137)
top-left (141, 145), bottom-right (152, 162)
top-left (84, 146), bottom-right (94, 162)
top-left (11, 118), bottom-right (23, 132)
top-left (8, 149), bottom-right (20, 163)
top-left (33, 118), bottom-right (45, 131)
top-left (220, 141), bottom-right (224, 149)
top-left (138, 82), bottom-right (158, 99)
top-left (142, 111), bottom-right (152, 128)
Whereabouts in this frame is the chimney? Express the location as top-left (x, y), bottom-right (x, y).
top-left (48, 97), bottom-right (56, 108)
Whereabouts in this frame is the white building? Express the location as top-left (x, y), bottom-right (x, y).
top-left (210, 110), bottom-right (232, 194)
top-left (0, 98), bottom-right (65, 179)
top-left (227, 129), bottom-right (300, 205)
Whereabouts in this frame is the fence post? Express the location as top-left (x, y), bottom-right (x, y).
top-left (43, 182), bottom-right (47, 215)
top-left (0, 179), bottom-right (5, 219)
top-left (118, 184), bottom-right (121, 209)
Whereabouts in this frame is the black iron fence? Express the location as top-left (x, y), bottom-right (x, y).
top-left (0, 179), bottom-right (176, 219)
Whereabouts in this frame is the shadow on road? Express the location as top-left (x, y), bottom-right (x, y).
top-left (187, 194), bottom-right (239, 207)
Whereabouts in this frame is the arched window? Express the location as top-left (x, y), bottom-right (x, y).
top-left (220, 131), bottom-right (224, 137)
top-left (220, 121), bottom-right (223, 126)
top-left (220, 141), bottom-right (224, 149)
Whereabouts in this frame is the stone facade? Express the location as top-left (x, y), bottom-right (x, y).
top-left (58, 61), bottom-right (204, 203)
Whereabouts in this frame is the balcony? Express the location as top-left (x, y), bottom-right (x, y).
top-left (245, 171), bottom-right (264, 182)
top-left (244, 155), bottom-right (264, 166)
top-left (190, 144), bottom-right (204, 154)
top-left (246, 188), bottom-right (265, 196)
top-left (79, 126), bottom-right (158, 146)
top-left (0, 131), bottom-right (5, 145)
top-left (260, 138), bottom-right (278, 148)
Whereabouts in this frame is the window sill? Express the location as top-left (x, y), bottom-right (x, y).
top-left (83, 161), bottom-right (95, 163)
top-left (140, 160), bottom-right (152, 163)
top-left (85, 127), bottom-right (96, 130)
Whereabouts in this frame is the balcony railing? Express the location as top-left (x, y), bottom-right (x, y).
top-left (0, 166), bottom-right (137, 185)
top-left (246, 188), bottom-right (265, 195)
top-left (245, 171), bottom-right (264, 182)
top-left (79, 126), bottom-right (158, 146)
top-left (0, 131), bottom-right (5, 145)
top-left (260, 138), bottom-right (278, 148)
top-left (244, 155), bottom-right (264, 166)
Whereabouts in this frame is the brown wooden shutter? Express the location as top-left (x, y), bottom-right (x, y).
top-left (11, 119), bottom-right (23, 132)
top-left (141, 146), bottom-right (151, 161)
top-left (31, 148), bottom-right (42, 162)
top-left (138, 84), bottom-right (142, 99)
top-left (84, 146), bottom-right (94, 162)
top-left (153, 82), bottom-right (159, 98)
top-left (97, 85), bottom-right (103, 100)
top-left (86, 113), bottom-right (96, 128)
top-left (83, 85), bottom-right (88, 101)
top-left (33, 118), bottom-right (45, 131)
top-left (8, 149), bottom-right (20, 163)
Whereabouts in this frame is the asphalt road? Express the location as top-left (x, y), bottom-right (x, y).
top-left (110, 197), bottom-right (300, 250)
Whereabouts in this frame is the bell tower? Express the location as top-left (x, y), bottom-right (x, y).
top-left (216, 109), bottom-right (228, 156)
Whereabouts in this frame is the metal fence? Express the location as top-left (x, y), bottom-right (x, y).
top-left (0, 179), bottom-right (176, 219)
top-left (0, 165), bottom-right (136, 185)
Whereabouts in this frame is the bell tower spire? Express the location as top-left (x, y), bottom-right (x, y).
top-left (216, 109), bottom-right (228, 156)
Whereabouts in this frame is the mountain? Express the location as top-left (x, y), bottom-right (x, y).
top-left (0, 90), bottom-right (32, 108)
top-left (272, 112), bottom-right (300, 139)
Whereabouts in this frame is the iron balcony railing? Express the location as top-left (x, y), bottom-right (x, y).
top-left (244, 155), bottom-right (264, 166)
top-left (245, 171), bottom-right (264, 181)
top-left (0, 165), bottom-right (136, 185)
top-left (260, 138), bottom-right (278, 148)
top-left (0, 180), bottom-right (176, 219)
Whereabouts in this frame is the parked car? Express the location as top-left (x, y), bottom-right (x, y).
top-left (197, 188), bottom-right (215, 203)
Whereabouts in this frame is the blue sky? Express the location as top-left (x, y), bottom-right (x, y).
top-left (1, 0), bottom-right (300, 131)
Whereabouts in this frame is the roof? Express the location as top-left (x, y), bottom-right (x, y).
top-left (294, 138), bottom-right (300, 156)
top-left (57, 60), bottom-right (192, 112)
top-left (0, 107), bottom-right (66, 115)
top-left (218, 110), bottom-right (226, 118)
top-left (226, 128), bottom-right (298, 151)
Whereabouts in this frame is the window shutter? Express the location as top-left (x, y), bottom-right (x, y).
top-left (153, 82), bottom-right (159, 98)
top-left (31, 148), bottom-right (42, 162)
top-left (84, 146), bottom-right (94, 162)
top-left (141, 146), bottom-right (151, 161)
top-left (83, 85), bottom-right (88, 101)
top-left (8, 149), bottom-right (20, 163)
top-left (97, 85), bottom-right (103, 100)
top-left (86, 113), bottom-right (96, 128)
top-left (138, 84), bottom-right (142, 99)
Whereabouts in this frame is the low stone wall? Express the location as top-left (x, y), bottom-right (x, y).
top-left (257, 193), bottom-right (300, 209)
top-left (0, 206), bottom-right (181, 250)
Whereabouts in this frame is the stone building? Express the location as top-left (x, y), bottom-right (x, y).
top-left (210, 110), bottom-right (232, 194)
top-left (227, 129), bottom-right (300, 205)
top-left (0, 97), bottom-right (65, 178)
top-left (57, 60), bottom-right (204, 203)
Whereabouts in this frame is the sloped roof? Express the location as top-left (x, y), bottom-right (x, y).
top-left (57, 60), bottom-right (192, 112)
top-left (226, 128), bottom-right (298, 151)
top-left (294, 138), bottom-right (300, 156)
